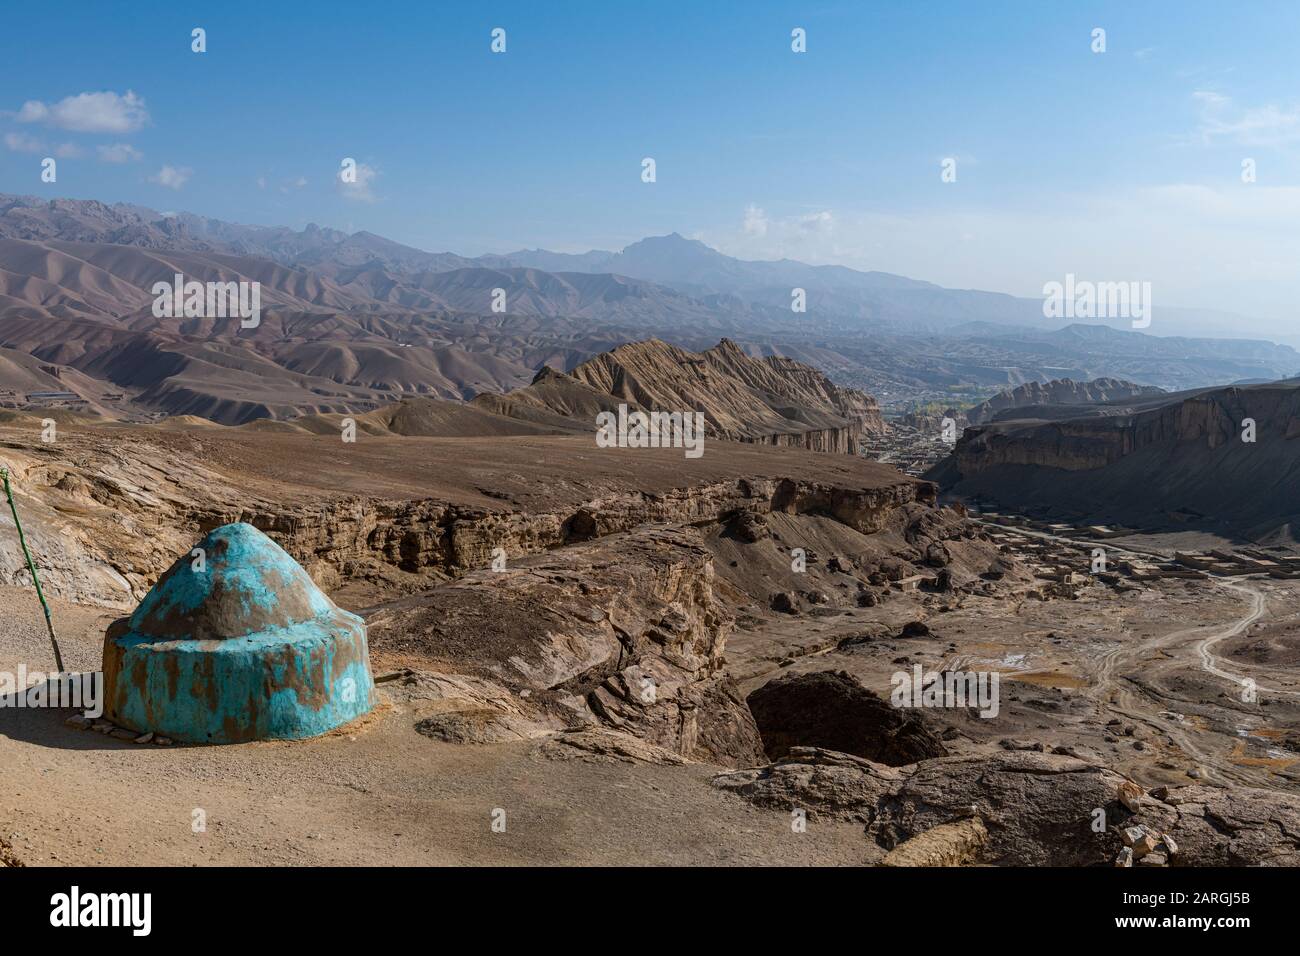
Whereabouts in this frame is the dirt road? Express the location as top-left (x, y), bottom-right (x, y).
top-left (1085, 576), bottom-right (1298, 788)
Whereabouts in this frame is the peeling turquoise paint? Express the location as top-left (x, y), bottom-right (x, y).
top-left (103, 523), bottom-right (375, 743)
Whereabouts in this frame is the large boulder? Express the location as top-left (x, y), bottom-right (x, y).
top-left (713, 748), bottom-right (904, 822)
top-left (1127, 785), bottom-right (1300, 866)
top-left (868, 752), bottom-right (1130, 866)
top-left (716, 747), bottom-right (1300, 866)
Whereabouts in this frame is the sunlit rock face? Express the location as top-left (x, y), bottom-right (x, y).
top-left (102, 522), bottom-right (375, 743)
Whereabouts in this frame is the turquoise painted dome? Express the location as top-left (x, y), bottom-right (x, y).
top-left (103, 523), bottom-right (375, 743)
top-left (128, 523), bottom-right (340, 641)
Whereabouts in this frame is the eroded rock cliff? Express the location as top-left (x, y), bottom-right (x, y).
top-left (933, 383), bottom-right (1300, 535)
top-left (366, 526), bottom-right (766, 766)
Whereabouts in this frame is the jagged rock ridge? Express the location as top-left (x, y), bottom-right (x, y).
top-left (500, 338), bottom-right (885, 452)
top-left (966, 377), bottom-right (1165, 425)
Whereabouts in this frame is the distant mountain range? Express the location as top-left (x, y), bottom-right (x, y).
top-left (0, 193), bottom-right (1270, 337)
top-left (0, 193), bottom-right (1297, 425)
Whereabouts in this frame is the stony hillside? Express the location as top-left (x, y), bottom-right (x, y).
top-left (167, 336), bottom-right (889, 449)
top-left (932, 382), bottom-right (1300, 538)
top-left (556, 338), bottom-right (884, 451)
top-left (966, 377), bottom-right (1166, 425)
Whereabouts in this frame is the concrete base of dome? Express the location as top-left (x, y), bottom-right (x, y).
top-left (102, 611), bottom-right (375, 744)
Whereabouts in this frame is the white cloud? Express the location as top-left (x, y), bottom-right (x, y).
top-left (2, 132), bottom-right (78, 157)
top-left (97, 142), bottom-right (143, 163)
top-left (16, 89), bottom-right (149, 133)
top-left (727, 205), bottom-right (833, 255)
top-left (796, 209), bottom-right (834, 233)
top-left (1193, 90), bottom-right (1300, 146)
top-left (3, 131), bottom-right (45, 153)
top-left (1192, 90), bottom-right (1230, 110)
top-left (149, 164), bottom-right (192, 190)
top-left (338, 162), bottom-right (378, 202)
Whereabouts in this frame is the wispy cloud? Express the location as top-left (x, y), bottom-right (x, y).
top-left (15, 89), bottom-right (149, 134)
top-left (258, 174), bottom-right (309, 193)
top-left (731, 204), bottom-right (834, 251)
top-left (97, 142), bottom-right (143, 163)
top-left (3, 131), bottom-right (45, 153)
top-left (4, 132), bottom-right (80, 157)
top-left (149, 164), bottom-right (192, 190)
top-left (1192, 90), bottom-right (1300, 146)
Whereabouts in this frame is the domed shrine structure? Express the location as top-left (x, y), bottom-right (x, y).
top-left (102, 523), bottom-right (375, 743)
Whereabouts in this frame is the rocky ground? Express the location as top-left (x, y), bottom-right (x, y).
top-left (1, 420), bottom-right (1297, 866)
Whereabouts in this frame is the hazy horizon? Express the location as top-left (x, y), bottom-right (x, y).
top-left (4, 1), bottom-right (1300, 339)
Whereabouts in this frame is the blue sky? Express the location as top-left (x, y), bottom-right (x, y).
top-left (3, 1), bottom-right (1300, 334)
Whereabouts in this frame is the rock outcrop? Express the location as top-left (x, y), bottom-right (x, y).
top-left (966, 377), bottom-right (1164, 425)
top-left (867, 751), bottom-right (1131, 866)
top-left (555, 338), bottom-right (884, 451)
top-left (0, 418), bottom-right (935, 608)
top-left (932, 382), bottom-right (1300, 535)
top-left (1124, 784), bottom-right (1300, 866)
top-left (366, 525), bottom-right (766, 767)
top-left (714, 747), bottom-right (1300, 866)
top-left (713, 747), bottom-right (905, 821)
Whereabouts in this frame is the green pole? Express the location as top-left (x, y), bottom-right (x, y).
top-left (1, 466), bottom-right (64, 673)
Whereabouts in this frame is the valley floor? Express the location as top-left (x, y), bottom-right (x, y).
top-left (2, 563), bottom-right (1297, 865)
